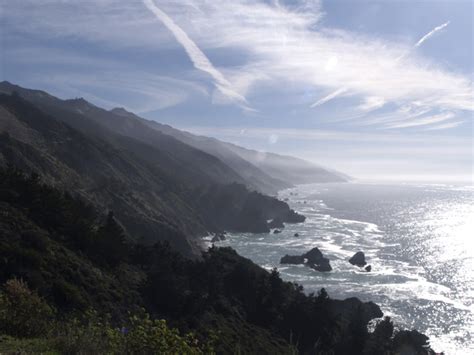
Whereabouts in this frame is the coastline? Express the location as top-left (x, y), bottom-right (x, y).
top-left (209, 181), bottom-right (474, 353)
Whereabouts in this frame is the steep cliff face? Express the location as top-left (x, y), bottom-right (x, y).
top-left (0, 82), bottom-right (348, 196)
top-left (192, 183), bottom-right (305, 233)
top-left (0, 93), bottom-right (203, 255)
top-left (0, 90), bottom-right (305, 256)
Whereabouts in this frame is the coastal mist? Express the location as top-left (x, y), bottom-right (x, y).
top-left (214, 182), bottom-right (474, 354)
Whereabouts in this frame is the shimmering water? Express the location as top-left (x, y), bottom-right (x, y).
top-left (211, 182), bottom-right (474, 354)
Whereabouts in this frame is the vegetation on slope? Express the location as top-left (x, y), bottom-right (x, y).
top-left (0, 166), bottom-right (436, 354)
top-left (0, 92), bottom-right (304, 257)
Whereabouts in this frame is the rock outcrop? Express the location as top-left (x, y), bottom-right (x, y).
top-left (268, 217), bottom-right (284, 229)
top-left (211, 233), bottom-right (226, 243)
top-left (283, 210), bottom-right (306, 223)
top-left (302, 247), bottom-right (324, 264)
top-left (194, 183), bottom-right (305, 234)
top-left (349, 251), bottom-right (367, 267)
top-left (308, 259), bottom-right (332, 272)
top-left (279, 247), bottom-right (332, 272)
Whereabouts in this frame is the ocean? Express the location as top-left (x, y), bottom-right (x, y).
top-left (210, 182), bottom-right (474, 354)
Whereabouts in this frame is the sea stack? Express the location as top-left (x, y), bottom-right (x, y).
top-left (349, 251), bottom-right (367, 267)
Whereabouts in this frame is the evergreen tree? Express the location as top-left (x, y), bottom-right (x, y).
top-left (95, 211), bottom-right (127, 266)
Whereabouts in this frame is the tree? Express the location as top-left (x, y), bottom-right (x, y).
top-left (95, 211), bottom-right (127, 266)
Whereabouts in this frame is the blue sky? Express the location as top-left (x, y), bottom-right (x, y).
top-left (1, 0), bottom-right (473, 182)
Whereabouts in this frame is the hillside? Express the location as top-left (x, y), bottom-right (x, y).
top-left (224, 142), bottom-right (350, 185)
top-left (112, 107), bottom-right (292, 195)
top-left (0, 90), bottom-right (305, 256)
top-left (0, 167), bottom-right (435, 354)
top-left (0, 81), bottom-right (250, 190)
top-left (0, 81), bottom-right (347, 194)
top-left (109, 107), bottom-right (348, 190)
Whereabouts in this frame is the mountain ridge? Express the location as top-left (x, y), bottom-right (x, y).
top-left (0, 86), bottom-right (306, 256)
top-left (0, 81), bottom-right (348, 195)
top-left (109, 105), bottom-right (348, 190)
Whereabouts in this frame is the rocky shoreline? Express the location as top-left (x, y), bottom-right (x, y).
top-left (209, 212), bottom-right (440, 354)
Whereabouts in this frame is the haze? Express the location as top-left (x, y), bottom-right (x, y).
top-left (1, 0), bottom-right (473, 183)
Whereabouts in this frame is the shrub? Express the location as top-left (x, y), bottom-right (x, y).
top-left (0, 278), bottom-right (55, 337)
top-left (54, 310), bottom-right (214, 354)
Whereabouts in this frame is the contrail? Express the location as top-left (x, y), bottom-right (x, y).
top-left (394, 21), bottom-right (449, 63)
top-left (311, 87), bottom-right (347, 107)
top-left (415, 21), bottom-right (450, 47)
top-left (143, 0), bottom-right (248, 107)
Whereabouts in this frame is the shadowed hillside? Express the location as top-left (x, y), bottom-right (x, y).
top-left (0, 166), bottom-right (436, 354)
top-left (0, 81), bottom-right (347, 195)
top-left (0, 90), bottom-right (305, 256)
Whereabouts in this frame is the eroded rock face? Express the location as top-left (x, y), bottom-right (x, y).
top-left (280, 247), bottom-right (332, 272)
top-left (349, 251), bottom-right (367, 267)
top-left (268, 217), bottom-right (284, 229)
top-left (283, 210), bottom-right (306, 223)
top-left (303, 247), bottom-right (324, 264)
top-left (308, 258), bottom-right (332, 272)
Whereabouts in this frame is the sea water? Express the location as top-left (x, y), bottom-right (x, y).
top-left (211, 182), bottom-right (474, 354)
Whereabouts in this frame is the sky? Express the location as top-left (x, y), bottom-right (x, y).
top-left (1, 0), bottom-right (473, 182)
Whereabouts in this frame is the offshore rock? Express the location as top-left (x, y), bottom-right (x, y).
top-left (349, 251), bottom-right (367, 267)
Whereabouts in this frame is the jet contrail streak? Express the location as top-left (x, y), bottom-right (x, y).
top-left (143, 0), bottom-right (248, 106)
top-left (415, 21), bottom-right (450, 47)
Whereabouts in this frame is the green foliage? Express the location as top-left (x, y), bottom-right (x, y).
top-left (0, 279), bottom-right (212, 354)
top-left (0, 166), bottom-right (436, 354)
top-left (0, 335), bottom-right (56, 354)
top-left (0, 278), bottom-right (55, 338)
top-left (53, 310), bottom-right (213, 354)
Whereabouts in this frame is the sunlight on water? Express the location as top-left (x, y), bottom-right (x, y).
top-left (213, 183), bottom-right (474, 354)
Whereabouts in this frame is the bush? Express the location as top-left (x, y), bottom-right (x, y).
top-left (0, 278), bottom-right (55, 337)
top-left (54, 310), bottom-right (214, 354)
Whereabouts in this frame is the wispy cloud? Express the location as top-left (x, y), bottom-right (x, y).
top-left (142, 0), bottom-right (249, 108)
top-left (153, 1), bottom-right (471, 116)
top-left (415, 21), bottom-right (450, 47)
top-left (3, 0), bottom-right (472, 129)
top-left (424, 120), bottom-right (463, 130)
top-left (357, 96), bottom-right (386, 112)
top-left (311, 87), bottom-right (347, 107)
top-left (384, 112), bottom-right (455, 129)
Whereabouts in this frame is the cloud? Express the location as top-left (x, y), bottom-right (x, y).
top-left (3, 0), bottom-right (472, 129)
top-left (357, 96), bottom-right (386, 112)
top-left (154, 1), bottom-right (471, 116)
top-left (142, 0), bottom-right (249, 108)
top-left (311, 87), bottom-right (347, 107)
top-left (415, 21), bottom-right (450, 47)
top-left (424, 121), bottom-right (463, 130)
top-left (384, 112), bottom-right (455, 129)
